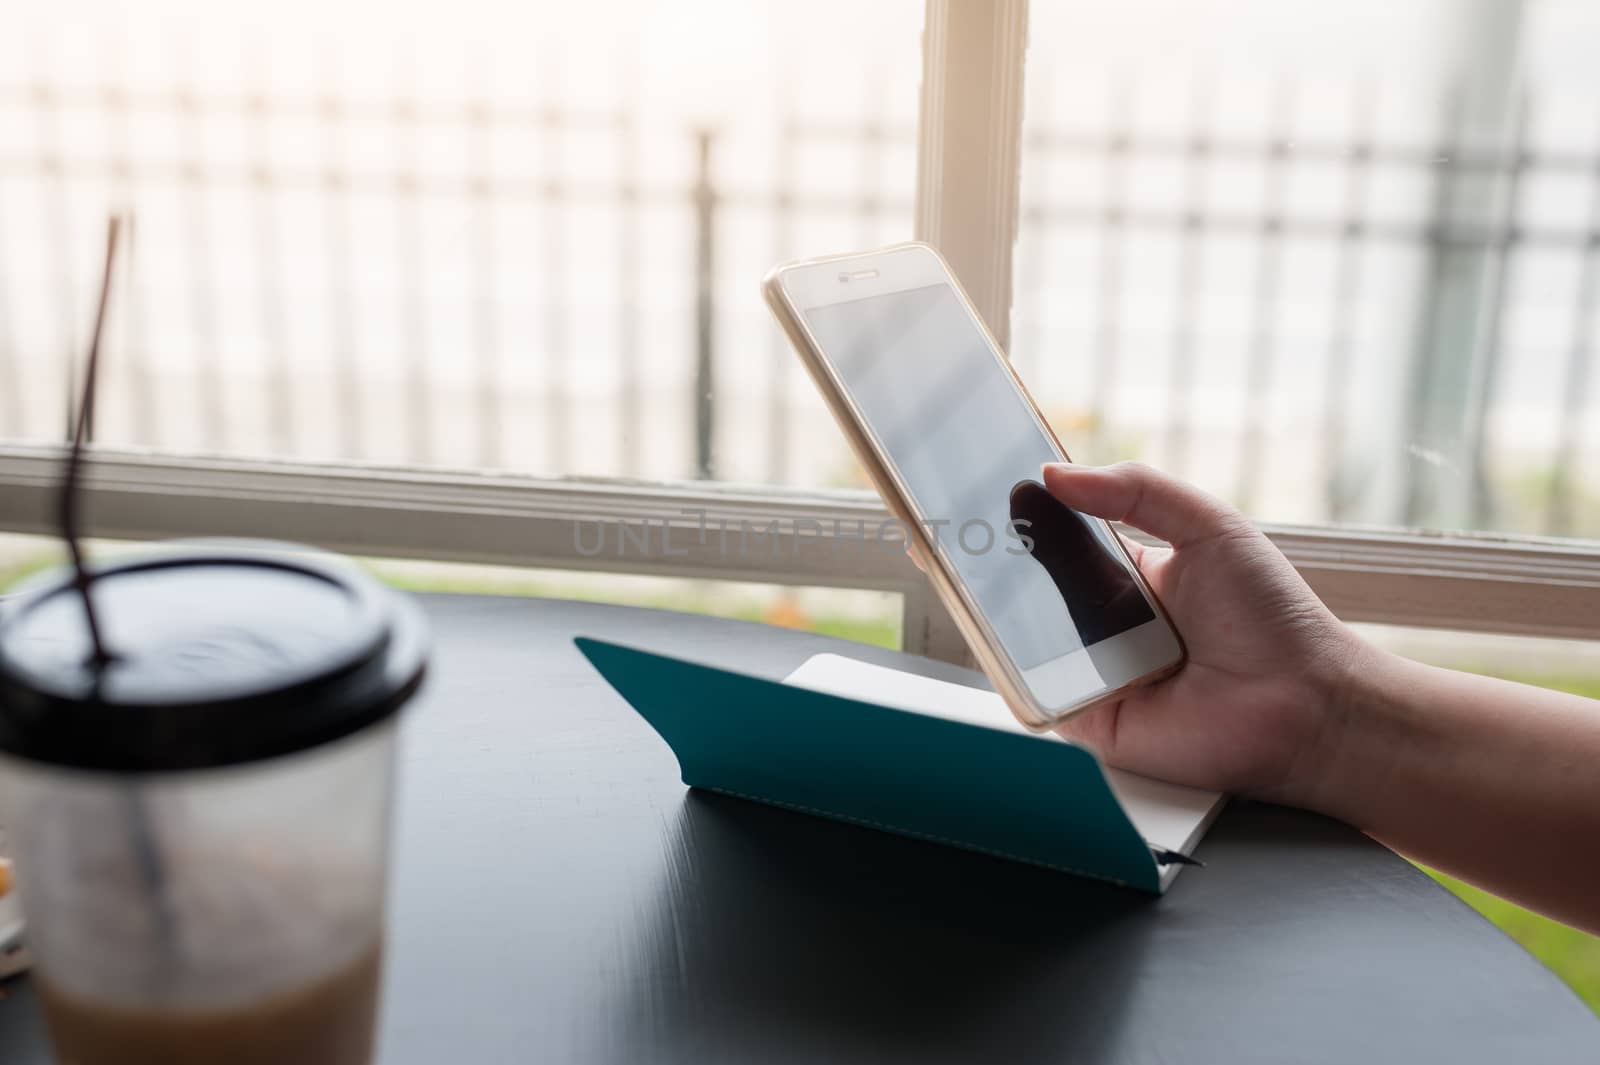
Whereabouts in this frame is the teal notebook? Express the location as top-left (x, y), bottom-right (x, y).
top-left (575, 637), bottom-right (1223, 894)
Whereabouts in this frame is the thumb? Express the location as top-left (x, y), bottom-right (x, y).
top-left (1040, 461), bottom-right (1241, 548)
top-left (1051, 697), bottom-right (1125, 761)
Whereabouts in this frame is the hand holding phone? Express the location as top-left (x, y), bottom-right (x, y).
top-left (764, 242), bottom-right (1185, 729)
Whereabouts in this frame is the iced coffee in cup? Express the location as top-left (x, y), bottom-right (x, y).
top-left (0, 544), bottom-right (427, 1065)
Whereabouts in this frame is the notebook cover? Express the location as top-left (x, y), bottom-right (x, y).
top-left (575, 637), bottom-right (1165, 894)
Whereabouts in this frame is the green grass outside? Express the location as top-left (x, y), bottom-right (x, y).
top-left (0, 552), bottom-right (61, 597)
top-left (2, 547), bottom-right (1595, 1013)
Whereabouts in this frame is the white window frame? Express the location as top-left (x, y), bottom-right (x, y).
top-left (2, 1), bottom-right (1598, 660)
top-left (1, 444), bottom-right (1597, 662)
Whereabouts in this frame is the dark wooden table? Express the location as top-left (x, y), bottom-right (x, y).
top-left (2, 592), bottom-right (1595, 1062)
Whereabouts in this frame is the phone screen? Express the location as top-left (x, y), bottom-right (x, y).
top-left (803, 282), bottom-right (1157, 696)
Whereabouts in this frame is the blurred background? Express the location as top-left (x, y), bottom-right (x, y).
top-left (1, 0), bottom-right (1599, 1011)
top-left (4, 0), bottom-right (1600, 538)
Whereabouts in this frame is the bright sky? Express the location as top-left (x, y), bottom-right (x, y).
top-left (2, 0), bottom-right (919, 118)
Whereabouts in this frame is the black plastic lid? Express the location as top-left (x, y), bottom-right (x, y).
top-left (0, 543), bottom-right (428, 773)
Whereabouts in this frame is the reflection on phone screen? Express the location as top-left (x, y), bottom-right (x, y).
top-left (805, 282), bottom-right (1157, 667)
top-left (1008, 479), bottom-right (1155, 647)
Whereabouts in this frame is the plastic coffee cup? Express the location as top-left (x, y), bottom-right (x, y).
top-left (0, 542), bottom-right (427, 1065)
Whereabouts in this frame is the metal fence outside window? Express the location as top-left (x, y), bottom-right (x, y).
top-left (1, 75), bottom-right (1596, 537)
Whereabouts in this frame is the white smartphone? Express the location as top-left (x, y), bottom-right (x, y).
top-left (763, 242), bottom-right (1184, 730)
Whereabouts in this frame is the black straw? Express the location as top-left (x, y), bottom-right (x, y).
top-left (60, 216), bottom-right (176, 954)
top-left (60, 215), bottom-right (123, 670)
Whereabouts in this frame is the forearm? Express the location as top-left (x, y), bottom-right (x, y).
top-left (1309, 642), bottom-right (1600, 934)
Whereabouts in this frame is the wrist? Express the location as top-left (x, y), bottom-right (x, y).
top-left (1282, 628), bottom-right (1406, 822)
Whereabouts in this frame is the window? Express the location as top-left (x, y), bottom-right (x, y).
top-left (1014, 0), bottom-right (1600, 539)
top-left (0, 0), bottom-right (923, 483)
top-left (1, 0), bottom-right (1597, 662)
